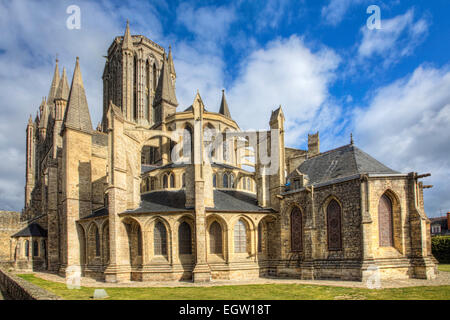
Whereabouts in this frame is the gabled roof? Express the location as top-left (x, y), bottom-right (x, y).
top-left (295, 144), bottom-right (399, 185)
top-left (62, 57), bottom-right (93, 134)
top-left (12, 223), bottom-right (47, 238)
top-left (219, 89), bottom-right (231, 118)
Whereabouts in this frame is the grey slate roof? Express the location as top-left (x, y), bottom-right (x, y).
top-left (219, 90), bottom-right (231, 118)
top-left (295, 144), bottom-right (399, 185)
top-left (12, 223), bottom-right (47, 238)
top-left (62, 57), bottom-right (93, 134)
top-left (83, 207), bottom-right (109, 220)
top-left (125, 189), bottom-right (272, 214)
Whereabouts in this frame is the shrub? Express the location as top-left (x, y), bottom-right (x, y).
top-left (432, 236), bottom-right (450, 264)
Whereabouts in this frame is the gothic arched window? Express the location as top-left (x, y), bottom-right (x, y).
top-left (291, 207), bottom-right (303, 252)
top-left (209, 221), bottom-right (222, 254)
top-left (169, 173), bottom-right (175, 188)
top-left (378, 194), bottom-right (394, 247)
top-left (258, 223), bottom-right (263, 253)
top-left (183, 126), bottom-right (193, 163)
top-left (178, 222), bottom-right (192, 255)
top-left (25, 240), bottom-right (29, 257)
top-left (33, 240), bottom-right (39, 257)
top-left (95, 227), bottom-right (100, 257)
top-left (327, 199), bottom-right (342, 251)
top-left (145, 60), bottom-right (150, 121)
top-left (234, 219), bottom-right (247, 253)
top-left (247, 178), bottom-right (251, 191)
top-left (182, 173), bottom-right (186, 188)
top-left (137, 226), bottom-right (143, 256)
top-left (163, 174), bottom-right (168, 188)
top-left (213, 174), bottom-right (217, 187)
top-left (154, 221), bottom-right (167, 255)
top-left (133, 55), bottom-right (138, 120)
top-left (222, 173), bottom-right (229, 188)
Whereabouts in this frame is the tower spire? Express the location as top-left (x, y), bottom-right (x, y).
top-left (156, 55), bottom-right (178, 106)
top-left (168, 45), bottom-right (176, 77)
top-left (55, 67), bottom-right (70, 101)
top-left (219, 89), bottom-right (231, 118)
top-left (122, 19), bottom-right (133, 50)
top-left (62, 57), bottom-right (93, 134)
top-left (47, 57), bottom-right (60, 106)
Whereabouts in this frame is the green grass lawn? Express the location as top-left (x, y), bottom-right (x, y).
top-left (438, 264), bottom-right (450, 272)
top-left (17, 274), bottom-right (450, 300)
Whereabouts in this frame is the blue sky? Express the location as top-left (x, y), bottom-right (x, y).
top-left (0, 0), bottom-right (449, 217)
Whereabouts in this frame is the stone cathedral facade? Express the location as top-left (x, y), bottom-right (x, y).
top-left (9, 22), bottom-right (437, 283)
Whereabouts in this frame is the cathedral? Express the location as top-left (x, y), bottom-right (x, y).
top-left (11, 22), bottom-right (437, 282)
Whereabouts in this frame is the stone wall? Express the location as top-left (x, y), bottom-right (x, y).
top-left (0, 211), bottom-right (22, 261)
top-left (0, 267), bottom-right (61, 300)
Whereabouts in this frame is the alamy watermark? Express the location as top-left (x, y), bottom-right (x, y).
top-left (366, 5), bottom-right (381, 30)
top-left (66, 5), bottom-right (81, 30)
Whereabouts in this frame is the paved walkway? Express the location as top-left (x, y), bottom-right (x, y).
top-left (24, 270), bottom-right (450, 290)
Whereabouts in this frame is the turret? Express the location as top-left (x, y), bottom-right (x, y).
top-left (39, 97), bottom-right (49, 139)
top-left (154, 53), bottom-right (178, 123)
top-left (25, 114), bottom-right (35, 208)
top-left (218, 89), bottom-right (231, 118)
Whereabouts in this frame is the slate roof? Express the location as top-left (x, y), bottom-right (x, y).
top-left (294, 144), bottom-right (399, 186)
top-left (82, 207), bottom-right (109, 220)
top-left (12, 223), bottom-right (47, 238)
top-left (62, 57), bottom-right (93, 134)
top-left (141, 162), bottom-right (252, 174)
top-left (125, 189), bottom-right (272, 214)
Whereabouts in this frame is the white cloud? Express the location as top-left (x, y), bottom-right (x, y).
top-left (227, 36), bottom-right (341, 147)
top-left (353, 65), bottom-right (450, 217)
top-left (357, 9), bottom-right (429, 66)
top-left (321, 0), bottom-right (365, 26)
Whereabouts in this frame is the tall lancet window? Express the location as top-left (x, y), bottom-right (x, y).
top-left (152, 63), bottom-right (157, 124)
top-left (133, 55), bottom-right (138, 121)
top-left (145, 60), bottom-right (150, 122)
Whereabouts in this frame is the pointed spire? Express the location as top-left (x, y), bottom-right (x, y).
top-left (168, 45), bottom-right (176, 76)
top-left (39, 97), bottom-right (49, 129)
top-left (350, 133), bottom-right (354, 145)
top-left (48, 57), bottom-right (60, 106)
top-left (122, 20), bottom-right (133, 50)
top-left (62, 57), bottom-right (93, 134)
top-left (156, 55), bottom-right (178, 106)
top-left (28, 114), bottom-right (33, 125)
top-left (219, 89), bottom-right (231, 118)
top-left (55, 67), bottom-right (70, 101)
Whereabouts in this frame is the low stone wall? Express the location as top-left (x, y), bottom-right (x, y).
top-left (0, 267), bottom-right (62, 300)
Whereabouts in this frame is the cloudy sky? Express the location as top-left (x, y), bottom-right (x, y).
top-left (0, 0), bottom-right (448, 217)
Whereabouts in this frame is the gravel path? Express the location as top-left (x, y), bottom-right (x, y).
top-left (24, 270), bottom-right (450, 290)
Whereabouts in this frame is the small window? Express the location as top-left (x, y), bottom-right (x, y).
top-left (95, 227), bottom-right (100, 256)
top-left (258, 223), bottom-right (263, 253)
top-left (33, 240), bottom-right (39, 257)
top-left (213, 174), bottom-right (217, 187)
top-left (169, 173), bottom-right (175, 188)
top-left (222, 173), bottom-right (229, 188)
top-left (163, 174), bottom-right (168, 188)
top-left (182, 173), bottom-right (186, 188)
top-left (137, 226), bottom-right (143, 256)
top-left (247, 178), bottom-right (251, 191)
top-left (25, 240), bottom-right (29, 257)
top-left (230, 174), bottom-right (235, 188)
top-left (209, 221), bottom-right (222, 254)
